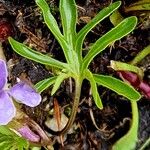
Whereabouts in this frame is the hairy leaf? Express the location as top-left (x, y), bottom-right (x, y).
top-left (94, 74), bottom-right (141, 101)
top-left (82, 16), bottom-right (137, 69)
top-left (76, 1), bottom-right (121, 61)
top-left (0, 126), bottom-right (15, 136)
top-left (0, 126), bottom-right (29, 150)
top-left (51, 73), bottom-right (69, 95)
top-left (85, 70), bottom-right (103, 109)
top-left (36, 0), bottom-right (72, 64)
top-left (9, 37), bottom-right (68, 69)
top-left (35, 76), bottom-right (57, 93)
top-left (35, 0), bottom-right (62, 36)
top-left (60, 0), bottom-right (77, 44)
top-left (110, 60), bottom-right (144, 79)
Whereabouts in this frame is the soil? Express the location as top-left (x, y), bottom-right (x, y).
top-left (0, 0), bottom-right (150, 149)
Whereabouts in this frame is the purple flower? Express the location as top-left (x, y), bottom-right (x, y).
top-left (0, 59), bottom-right (41, 125)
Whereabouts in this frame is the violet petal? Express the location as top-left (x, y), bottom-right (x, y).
top-left (9, 82), bottom-right (41, 107)
top-left (0, 91), bottom-right (16, 125)
top-left (0, 59), bottom-right (8, 90)
top-left (18, 125), bottom-right (40, 142)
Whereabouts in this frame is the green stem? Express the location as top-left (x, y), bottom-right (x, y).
top-left (139, 137), bottom-right (150, 150)
top-left (112, 101), bottom-right (139, 150)
top-left (60, 79), bottom-right (82, 135)
top-left (45, 78), bottom-right (82, 135)
top-left (131, 101), bottom-right (139, 138)
top-left (130, 45), bottom-right (150, 65)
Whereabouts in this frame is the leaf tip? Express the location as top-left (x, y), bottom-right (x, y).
top-left (8, 36), bottom-right (13, 43)
top-left (115, 1), bottom-right (122, 7)
top-left (51, 87), bottom-right (56, 96)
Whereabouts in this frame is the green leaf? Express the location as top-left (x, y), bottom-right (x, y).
top-left (59, 0), bottom-right (80, 70)
top-left (0, 140), bottom-right (13, 150)
top-left (85, 70), bottom-right (103, 109)
top-left (0, 126), bottom-right (16, 136)
top-left (15, 136), bottom-right (29, 150)
top-left (125, 0), bottom-right (150, 12)
top-left (112, 102), bottom-right (138, 150)
top-left (110, 60), bottom-right (144, 79)
top-left (0, 136), bottom-right (10, 143)
top-left (60, 0), bottom-right (77, 44)
top-left (35, 76), bottom-right (57, 93)
top-left (82, 16), bottom-right (137, 69)
top-left (76, 1), bottom-right (121, 61)
top-left (69, 50), bottom-right (80, 74)
top-left (35, 0), bottom-right (63, 41)
top-left (130, 44), bottom-right (150, 65)
top-left (35, 0), bottom-right (72, 64)
top-left (109, 10), bottom-right (124, 26)
top-left (0, 126), bottom-right (29, 150)
top-left (8, 37), bottom-right (68, 70)
top-left (51, 73), bottom-right (69, 95)
top-left (94, 74), bottom-right (141, 101)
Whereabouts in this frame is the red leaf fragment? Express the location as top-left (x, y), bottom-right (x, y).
top-left (139, 82), bottom-right (150, 98)
top-left (118, 71), bottom-right (140, 87)
top-left (0, 20), bottom-right (13, 42)
top-left (118, 71), bottom-right (150, 99)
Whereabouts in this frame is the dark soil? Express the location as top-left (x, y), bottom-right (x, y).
top-left (0, 0), bottom-right (150, 149)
